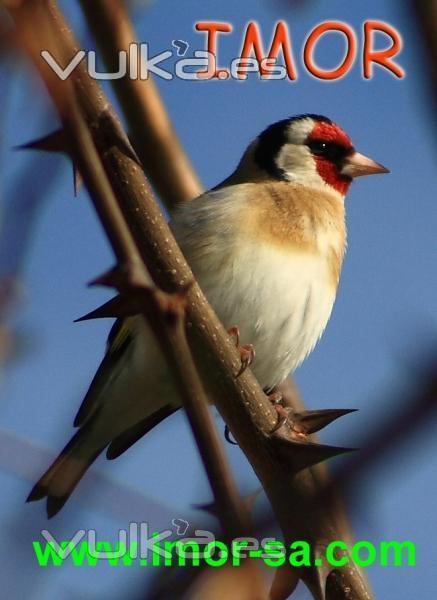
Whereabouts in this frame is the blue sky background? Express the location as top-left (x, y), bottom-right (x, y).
top-left (0, 0), bottom-right (436, 598)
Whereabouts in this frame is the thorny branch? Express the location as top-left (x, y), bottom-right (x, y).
top-left (78, 0), bottom-right (202, 208)
top-left (8, 0), bottom-right (252, 549)
top-left (6, 1), bottom-right (375, 598)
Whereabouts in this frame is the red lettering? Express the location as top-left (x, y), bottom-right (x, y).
top-left (195, 22), bottom-right (232, 79)
top-left (304, 21), bottom-right (356, 80)
top-left (239, 21), bottom-right (297, 80)
top-left (363, 21), bottom-right (405, 79)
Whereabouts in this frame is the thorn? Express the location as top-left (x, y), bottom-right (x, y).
top-left (86, 267), bottom-right (191, 325)
top-left (88, 262), bottom-right (147, 291)
top-left (88, 266), bottom-right (122, 289)
top-left (46, 495), bottom-right (67, 519)
top-left (192, 500), bottom-right (218, 517)
top-left (74, 295), bottom-right (140, 322)
top-left (15, 129), bottom-right (68, 154)
top-left (26, 484), bottom-right (47, 503)
top-left (268, 404), bottom-right (357, 438)
top-left (97, 108), bottom-right (142, 166)
top-left (292, 409), bottom-right (358, 435)
top-left (16, 129), bottom-right (82, 196)
top-left (270, 428), bottom-right (357, 472)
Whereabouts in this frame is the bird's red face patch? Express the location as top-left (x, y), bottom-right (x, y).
top-left (309, 121), bottom-right (352, 149)
top-left (308, 121), bottom-right (354, 196)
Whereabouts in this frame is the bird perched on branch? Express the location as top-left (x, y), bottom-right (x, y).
top-left (28, 114), bottom-right (388, 517)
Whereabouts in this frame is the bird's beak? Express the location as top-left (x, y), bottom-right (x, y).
top-left (341, 152), bottom-right (390, 178)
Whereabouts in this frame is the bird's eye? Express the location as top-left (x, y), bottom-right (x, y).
top-left (310, 141), bottom-right (329, 154)
top-left (307, 139), bottom-right (349, 162)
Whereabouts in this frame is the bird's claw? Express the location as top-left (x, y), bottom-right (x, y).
top-left (267, 391), bottom-right (283, 406)
top-left (267, 391), bottom-right (307, 438)
top-left (266, 391), bottom-right (287, 433)
top-left (228, 326), bottom-right (255, 377)
top-left (224, 424), bottom-right (238, 445)
top-left (271, 406), bottom-right (310, 439)
top-left (228, 325), bottom-right (241, 347)
top-left (236, 343), bottom-right (255, 377)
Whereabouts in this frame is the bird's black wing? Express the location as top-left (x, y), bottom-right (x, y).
top-left (106, 404), bottom-right (179, 459)
top-left (73, 318), bottom-right (134, 427)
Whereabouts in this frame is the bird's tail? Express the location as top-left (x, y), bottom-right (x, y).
top-left (27, 421), bottom-right (107, 518)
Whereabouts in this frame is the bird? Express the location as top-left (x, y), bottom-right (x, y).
top-left (27, 114), bottom-right (389, 517)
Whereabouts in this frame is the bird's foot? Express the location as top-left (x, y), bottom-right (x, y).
top-left (267, 391), bottom-right (289, 433)
top-left (267, 391), bottom-right (307, 438)
top-left (228, 326), bottom-right (255, 377)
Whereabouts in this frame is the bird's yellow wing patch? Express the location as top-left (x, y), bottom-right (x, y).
top-left (107, 316), bottom-right (136, 355)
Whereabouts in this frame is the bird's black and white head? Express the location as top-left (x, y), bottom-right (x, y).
top-left (239, 114), bottom-right (388, 197)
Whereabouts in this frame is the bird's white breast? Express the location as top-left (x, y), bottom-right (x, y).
top-left (172, 184), bottom-right (344, 391)
top-left (192, 240), bottom-right (336, 390)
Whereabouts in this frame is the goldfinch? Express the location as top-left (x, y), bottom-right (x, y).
top-left (28, 114), bottom-right (389, 517)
